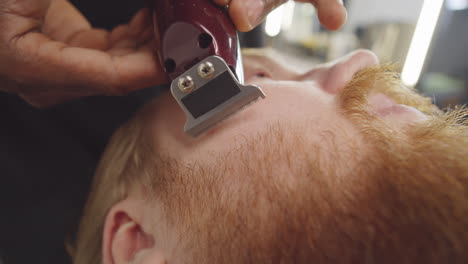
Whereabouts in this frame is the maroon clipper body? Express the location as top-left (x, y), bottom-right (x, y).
top-left (151, 0), bottom-right (240, 80)
top-left (150, 0), bottom-right (265, 137)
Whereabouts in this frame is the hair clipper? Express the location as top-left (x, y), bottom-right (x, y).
top-left (150, 0), bottom-right (266, 137)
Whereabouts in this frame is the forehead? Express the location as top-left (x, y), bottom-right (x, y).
top-left (243, 49), bottom-right (279, 63)
top-left (242, 49), bottom-right (284, 73)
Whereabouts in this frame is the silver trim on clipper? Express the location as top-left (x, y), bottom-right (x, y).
top-left (171, 55), bottom-right (266, 137)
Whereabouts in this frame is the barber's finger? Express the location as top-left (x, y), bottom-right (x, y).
top-left (227, 0), bottom-right (347, 32)
top-left (228, 0), bottom-right (287, 32)
top-left (306, 0), bottom-right (347, 31)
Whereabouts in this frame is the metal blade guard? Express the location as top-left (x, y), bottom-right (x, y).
top-left (150, 0), bottom-right (266, 137)
top-left (171, 56), bottom-right (265, 137)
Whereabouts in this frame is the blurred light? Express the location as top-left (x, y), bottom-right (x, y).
top-left (446, 0), bottom-right (468, 10)
top-left (402, 0), bottom-right (444, 87)
top-left (281, 1), bottom-right (296, 31)
top-left (265, 4), bottom-right (286, 37)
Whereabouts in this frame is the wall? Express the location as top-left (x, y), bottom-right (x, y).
top-left (346, 0), bottom-right (424, 30)
top-left (426, 8), bottom-right (468, 79)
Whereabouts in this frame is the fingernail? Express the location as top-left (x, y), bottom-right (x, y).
top-left (337, 0), bottom-right (344, 5)
top-left (247, 0), bottom-right (266, 29)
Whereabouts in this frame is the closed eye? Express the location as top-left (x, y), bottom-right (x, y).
top-left (256, 71), bottom-right (271, 78)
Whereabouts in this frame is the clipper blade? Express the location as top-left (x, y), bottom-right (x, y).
top-left (171, 55), bottom-right (266, 137)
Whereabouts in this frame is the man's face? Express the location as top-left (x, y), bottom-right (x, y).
top-left (94, 49), bottom-right (468, 264)
top-left (147, 49), bottom-right (427, 169)
top-left (135, 49), bottom-right (433, 261)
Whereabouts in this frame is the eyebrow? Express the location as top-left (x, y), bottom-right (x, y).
top-left (244, 52), bottom-right (292, 75)
top-left (243, 48), bottom-right (280, 62)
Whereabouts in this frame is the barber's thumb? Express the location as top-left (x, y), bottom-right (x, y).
top-left (228, 0), bottom-right (287, 32)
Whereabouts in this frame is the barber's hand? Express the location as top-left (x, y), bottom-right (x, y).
top-left (0, 0), bottom-right (166, 107)
top-left (214, 0), bottom-right (347, 32)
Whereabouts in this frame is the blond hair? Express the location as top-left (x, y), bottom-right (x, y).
top-left (71, 109), bottom-right (152, 264)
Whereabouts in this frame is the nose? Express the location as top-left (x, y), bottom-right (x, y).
top-left (300, 50), bottom-right (379, 94)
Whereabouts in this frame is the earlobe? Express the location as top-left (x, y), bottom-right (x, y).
top-left (102, 201), bottom-right (155, 264)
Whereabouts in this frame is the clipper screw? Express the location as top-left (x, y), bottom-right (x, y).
top-left (198, 62), bottom-right (215, 79)
top-left (178, 76), bottom-right (195, 93)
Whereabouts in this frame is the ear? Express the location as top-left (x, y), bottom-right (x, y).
top-left (322, 49), bottom-right (380, 94)
top-left (368, 93), bottom-right (429, 125)
top-left (102, 199), bottom-right (164, 264)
